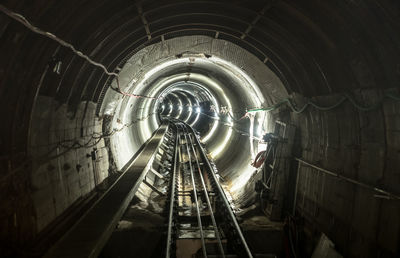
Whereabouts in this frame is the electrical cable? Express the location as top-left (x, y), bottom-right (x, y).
top-left (0, 4), bottom-right (157, 100)
top-left (227, 111), bottom-right (248, 122)
top-left (0, 5), bottom-right (117, 77)
top-left (1, 112), bottom-right (156, 182)
top-left (3, 5), bottom-right (400, 110)
top-left (3, 4), bottom-right (400, 184)
top-left (161, 89), bottom-right (400, 124)
top-left (247, 91), bottom-right (400, 114)
top-left (50, 112), bottom-right (157, 153)
top-left (114, 77), bottom-right (157, 99)
top-left (165, 89), bottom-right (400, 126)
top-left (163, 111), bottom-right (261, 140)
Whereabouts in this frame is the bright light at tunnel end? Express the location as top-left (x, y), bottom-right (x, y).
top-left (106, 42), bottom-right (272, 199)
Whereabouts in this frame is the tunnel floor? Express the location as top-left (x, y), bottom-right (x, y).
top-left (99, 121), bottom-right (283, 257)
top-left (100, 203), bottom-right (284, 258)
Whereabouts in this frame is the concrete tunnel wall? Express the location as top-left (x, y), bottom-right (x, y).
top-left (0, 0), bottom-right (400, 256)
top-left (99, 35), bottom-right (287, 204)
top-left (274, 90), bottom-right (400, 256)
top-left (27, 34), bottom-right (287, 234)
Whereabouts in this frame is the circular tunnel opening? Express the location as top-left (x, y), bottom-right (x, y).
top-left (100, 35), bottom-right (287, 200)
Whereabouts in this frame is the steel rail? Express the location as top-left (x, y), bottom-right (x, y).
top-left (165, 124), bottom-right (180, 258)
top-left (183, 127), bottom-right (208, 258)
top-left (187, 132), bottom-right (226, 258)
top-left (187, 126), bottom-right (254, 258)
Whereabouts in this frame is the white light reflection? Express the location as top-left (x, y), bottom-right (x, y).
top-left (190, 99), bottom-right (201, 126)
top-left (249, 114), bottom-right (255, 159)
top-left (209, 56), bottom-right (264, 107)
top-left (210, 127), bottom-right (233, 158)
top-left (230, 165), bottom-right (255, 192)
top-left (255, 112), bottom-right (265, 137)
top-left (131, 58), bottom-right (192, 92)
top-left (202, 119), bottom-right (218, 143)
top-left (176, 97), bottom-right (183, 119)
top-left (184, 94), bottom-right (192, 123)
top-left (167, 103), bottom-right (173, 116)
top-left (128, 55), bottom-right (262, 173)
top-left (191, 112), bottom-right (201, 126)
top-left (109, 47), bottom-right (270, 188)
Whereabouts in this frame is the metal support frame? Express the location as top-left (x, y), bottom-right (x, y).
top-left (240, 0), bottom-right (277, 40)
top-left (137, 4), bottom-right (152, 40)
top-left (143, 178), bottom-right (166, 196)
top-left (260, 120), bottom-right (297, 220)
top-left (294, 158), bottom-right (400, 201)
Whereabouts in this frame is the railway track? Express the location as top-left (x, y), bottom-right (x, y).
top-left (44, 120), bottom-right (253, 258)
top-left (164, 122), bottom-right (253, 258)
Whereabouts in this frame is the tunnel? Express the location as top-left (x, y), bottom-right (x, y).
top-left (1, 0), bottom-right (400, 257)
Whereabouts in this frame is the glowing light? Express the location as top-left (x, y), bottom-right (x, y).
top-left (184, 96), bottom-right (193, 123)
top-left (167, 104), bottom-right (173, 116)
top-left (190, 99), bottom-right (201, 126)
top-left (175, 97), bottom-right (183, 119)
top-left (132, 58), bottom-right (193, 91)
top-left (106, 42), bottom-right (273, 196)
top-left (190, 112), bottom-right (200, 126)
top-left (209, 56), bottom-right (264, 107)
top-left (202, 120), bottom-right (218, 143)
top-left (255, 117), bottom-right (263, 137)
top-left (230, 165), bottom-right (255, 192)
top-left (211, 127), bottom-right (233, 158)
top-left (249, 114), bottom-right (255, 159)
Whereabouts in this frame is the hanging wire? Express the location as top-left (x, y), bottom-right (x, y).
top-left (3, 4), bottom-right (398, 111)
top-left (247, 91), bottom-right (400, 114)
top-left (227, 111), bottom-right (248, 122)
top-left (167, 87), bottom-right (400, 126)
top-left (0, 5), bottom-right (118, 76)
top-left (0, 4), bottom-right (156, 99)
top-left (0, 112), bottom-right (157, 183)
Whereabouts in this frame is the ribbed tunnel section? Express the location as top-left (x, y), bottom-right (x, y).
top-left (1, 0), bottom-right (400, 257)
top-left (99, 36), bottom-right (286, 201)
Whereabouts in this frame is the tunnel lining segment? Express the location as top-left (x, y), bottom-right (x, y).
top-left (101, 36), bottom-right (287, 182)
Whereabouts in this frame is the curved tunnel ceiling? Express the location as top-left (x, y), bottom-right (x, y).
top-left (3, 0), bottom-right (399, 105)
top-left (1, 0), bottom-right (400, 202)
